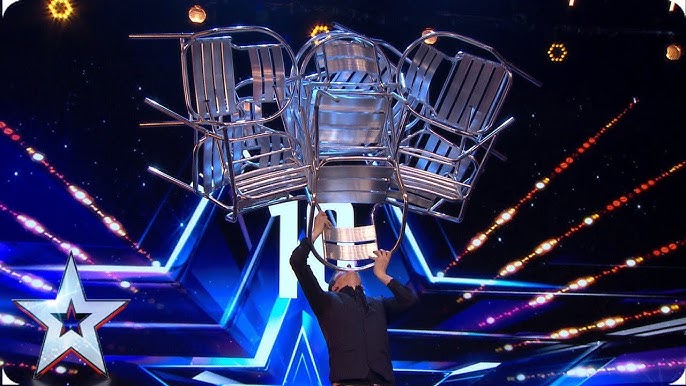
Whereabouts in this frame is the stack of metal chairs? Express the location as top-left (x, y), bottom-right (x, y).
top-left (135, 24), bottom-right (534, 270)
top-left (141, 27), bottom-right (309, 223)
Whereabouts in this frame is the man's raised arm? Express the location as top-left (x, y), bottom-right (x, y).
top-left (374, 249), bottom-right (418, 315)
top-left (289, 212), bottom-right (333, 314)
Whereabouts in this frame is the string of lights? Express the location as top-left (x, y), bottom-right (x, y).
top-left (504, 357), bottom-right (686, 383)
top-left (497, 303), bottom-right (683, 353)
top-left (458, 159), bottom-right (685, 302)
top-left (0, 201), bottom-right (139, 293)
top-left (0, 312), bottom-right (31, 328)
top-left (0, 121), bottom-right (154, 262)
top-left (478, 238), bottom-right (685, 327)
top-left (445, 100), bottom-right (639, 272)
top-left (0, 203), bottom-right (56, 293)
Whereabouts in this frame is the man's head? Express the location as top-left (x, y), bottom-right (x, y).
top-left (328, 270), bottom-right (362, 292)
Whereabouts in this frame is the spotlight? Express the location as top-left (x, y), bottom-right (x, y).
top-left (47, 0), bottom-right (73, 20)
top-left (547, 43), bottom-right (568, 62)
top-left (310, 24), bottom-right (330, 38)
top-left (422, 28), bottom-right (437, 45)
top-left (666, 44), bottom-right (682, 61)
top-left (188, 5), bottom-right (206, 24)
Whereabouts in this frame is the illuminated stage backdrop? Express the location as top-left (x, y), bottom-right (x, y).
top-left (1, 1), bottom-right (685, 385)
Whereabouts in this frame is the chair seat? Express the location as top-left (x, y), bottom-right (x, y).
top-left (398, 164), bottom-right (464, 202)
top-left (235, 162), bottom-right (309, 199)
top-left (314, 163), bottom-right (395, 204)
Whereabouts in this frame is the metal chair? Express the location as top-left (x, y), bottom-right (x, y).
top-left (298, 31), bottom-right (408, 271)
top-left (391, 31), bottom-right (521, 222)
top-left (139, 26), bottom-right (308, 222)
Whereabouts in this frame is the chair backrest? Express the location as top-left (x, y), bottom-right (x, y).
top-left (298, 31), bottom-right (397, 159)
top-left (402, 43), bottom-right (443, 107)
top-left (398, 36), bottom-right (513, 138)
top-left (189, 36), bottom-right (239, 120)
top-left (254, 131), bottom-right (290, 168)
top-left (434, 53), bottom-right (511, 136)
top-left (323, 225), bottom-right (378, 261)
top-left (230, 131), bottom-right (294, 172)
top-left (183, 27), bottom-right (297, 127)
top-left (243, 44), bottom-right (287, 120)
top-left (314, 38), bottom-right (382, 85)
top-left (299, 32), bottom-right (391, 91)
top-left (313, 91), bottom-right (391, 156)
top-left (224, 130), bottom-right (309, 222)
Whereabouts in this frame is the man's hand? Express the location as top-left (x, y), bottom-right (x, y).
top-left (311, 211), bottom-right (333, 242)
top-left (372, 249), bottom-right (393, 285)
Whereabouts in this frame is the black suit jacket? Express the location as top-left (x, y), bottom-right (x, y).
top-left (290, 239), bottom-right (418, 384)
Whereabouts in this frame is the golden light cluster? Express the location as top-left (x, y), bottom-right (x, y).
top-left (547, 43), bottom-right (568, 62)
top-left (48, 0), bottom-right (73, 20)
top-left (310, 24), bottom-right (330, 38)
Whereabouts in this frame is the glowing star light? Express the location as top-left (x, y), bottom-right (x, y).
top-left (48, 0), bottom-right (73, 20)
top-left (13, 253), bottom-right (128, 377)
top-left (422, 28), bottom-right (438, 45)
top-left (548, 43), bottom-right (568, 62)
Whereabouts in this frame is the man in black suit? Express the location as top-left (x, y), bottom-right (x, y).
top-left (290, 212), bottom-right (418, 386)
